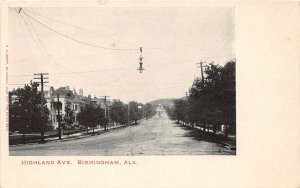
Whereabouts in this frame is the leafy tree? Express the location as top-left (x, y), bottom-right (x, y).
top-left (167, 60), bottom-right (236, 138)
top-left (219, 61), bottom-right (236, 136)
top-left (163, 105), bottom-right (175, 120)
top-left (77, 103), bottom-right (104, 134)
top-left (173, 99), bottom-right (188, 125)
top-left (63, 102), bottom-right (74, 135)
top-left (9, 82), bottom-right (51, 143)
top-left (129, 101), bottom-right (142, 124)
top-left (144, 103), bottom-right (156, 119)
top-left (96, 106), bottom-right (107, 131)
top-left (110, 100), bottom-right (128, 126)
top-left (137, 102), bottom-right (144, 120)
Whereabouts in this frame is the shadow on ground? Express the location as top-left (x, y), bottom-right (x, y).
top-left (179, 125), bottom-right (236, 147)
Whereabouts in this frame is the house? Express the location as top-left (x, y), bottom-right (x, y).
top-left (9, 85), bottom-right (104, 129)
top-left (44, 86), bottom-right (90, 129)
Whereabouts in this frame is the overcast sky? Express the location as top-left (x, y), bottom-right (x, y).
top-left (8, 7), bottom-right (235, 103)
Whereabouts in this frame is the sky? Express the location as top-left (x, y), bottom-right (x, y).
top-left (8, 7), bottom-right (235, 103)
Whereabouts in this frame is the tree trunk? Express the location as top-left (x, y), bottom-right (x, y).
top-left (86, 127), bottom-right (88, 133)
top-left (201, 123), bottom-right (205, 132)
top-left (213, 125), bottom-right (217, 134)
top-left (92, 126), bottom-right (94, 134)
top-left (41, 131), bottom-right (45, 143)
top-left (23, 133), bottom-right (26, 144)
top-left (225, 125), bottom-right (228, 139)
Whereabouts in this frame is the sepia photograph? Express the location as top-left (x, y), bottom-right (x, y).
top-left (2, 1), bottom-right (300, 188)
top-left (7, 7), bottom-right (236, 156)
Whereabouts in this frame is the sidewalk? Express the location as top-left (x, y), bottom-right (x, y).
top-left (182, 123), bottom-right (236, 151)
top-left (10, 124), bottom-right (128, 146)
top-left (49, 124), bottom-right (130, 142)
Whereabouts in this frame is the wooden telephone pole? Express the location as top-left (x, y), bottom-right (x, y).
top-left (100, 96), bottom-right (110, 130)
top-left (57, 94), bottom-right (62, 140)
top-left (127, 103), bottom-right (130, 126)
top-left (196, 62), bottom-right (206, 87)
top-left (34, 73), bottom-right (49, 142)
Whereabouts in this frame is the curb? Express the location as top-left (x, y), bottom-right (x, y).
top-left (9, 125), bottom-right (129, 147)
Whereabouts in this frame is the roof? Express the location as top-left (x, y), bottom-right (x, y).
top-left (73, 95), bottom-right (88, 104)
top-left (44, 86), bottom-right (100, 106)
top-left (52, 87), bottom-right (74, 98)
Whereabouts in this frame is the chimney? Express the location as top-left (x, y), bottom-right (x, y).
top-left (79, 89), bottom-right (83, 96)
top-left (50, 87), bottom-right (54, 95)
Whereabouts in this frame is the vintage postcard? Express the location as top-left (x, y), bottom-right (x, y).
top-left (6, 6), bottom-right (236, 156)
top-left (0, 1), bottom-right (299, 188)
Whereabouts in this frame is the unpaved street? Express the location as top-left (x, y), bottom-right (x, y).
top-left (10, 112), bottom-right (232, 155)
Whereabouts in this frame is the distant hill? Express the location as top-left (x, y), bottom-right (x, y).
top-left (148, 98), bottom-right (175, 106)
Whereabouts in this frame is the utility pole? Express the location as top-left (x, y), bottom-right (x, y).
top-left (107, 105), bottom-right (111, 128)
top-left (127, 103), bottom-right (130, 126)
top-left (196, 62), bottom-right (209, 133)
top-left (196, 62), bottom-right (206, 87)
top-left (56, 94), bottom-right (62, 140)
top-left (100, 96), bottom-right (110, 130)
top-left (137, 46), bottom-right (145, 73)
top-left (34, 73), bottom-right (49, 142)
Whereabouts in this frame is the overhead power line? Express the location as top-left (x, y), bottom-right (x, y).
top-left (8, 83), bottom-right (28, 86)
top-left (18, 9), bottom-right (174, 51)
top-left (21, 13), bottom-right (76, 73)
top-left (7, 67), bottom-right (132, 77)
top-left (18, 12), bottom-right (114, 85)
top-left (11, 8), bottom-right (235, 55)
top-left (8, 74), bottom-right (33, 78)
top-left (19, 12), bottom-right (79, 80)
top-left (6, 54), bottom-right (234, 78)
top-left (20, 8), bottom-right (231, 52)
top-left (21, 11), bottom-right (139, 51)
top-left (8, 8), bottom-right (235, 88)
top-left (22, 8), bottom-right (139, 48)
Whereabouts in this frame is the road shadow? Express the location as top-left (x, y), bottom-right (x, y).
top-left (180, 125), bottom-right (236, 147)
